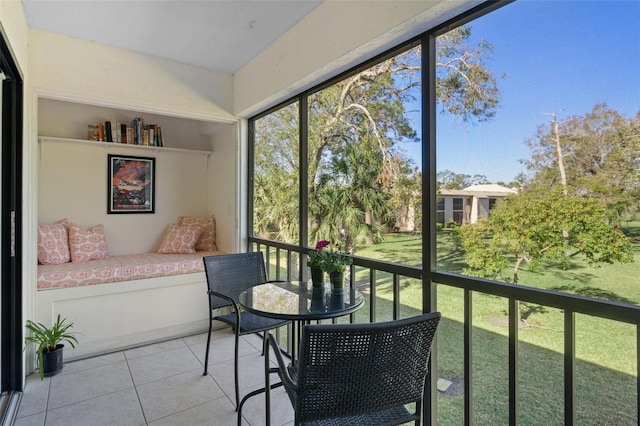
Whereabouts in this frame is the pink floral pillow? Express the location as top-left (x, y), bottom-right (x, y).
top-left (56, 217), bottom-right (73, 230)
top-left (158, 224), bottom-right (203, 254)
top-left (68, 224), bottom-right (109, 262)
top-left (177, 215), bottom-right (217, 251)
top-left (37, 223), bottom-right (70, 264)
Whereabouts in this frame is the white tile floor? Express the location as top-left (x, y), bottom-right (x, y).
top-left (15, 329), bottom-right (294, 426)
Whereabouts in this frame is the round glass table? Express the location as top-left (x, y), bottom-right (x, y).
top-left (238, 281), bottom-right (364, 321)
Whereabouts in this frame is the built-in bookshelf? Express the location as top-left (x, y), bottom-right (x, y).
top-left (37, 136), bottom-right (213, 156)
top-left (38, 98), bottom-right (232, 153)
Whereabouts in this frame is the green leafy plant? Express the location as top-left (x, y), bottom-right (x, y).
top-left (323, 247), bottom-right (353, 273)
top-left (308, 240), bottom-right (353, 273)
top-left (25, 314), bottom-right (79, 379)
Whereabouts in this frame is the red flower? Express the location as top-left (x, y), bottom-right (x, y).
top-left (315, 240), bottom-right (330, 250)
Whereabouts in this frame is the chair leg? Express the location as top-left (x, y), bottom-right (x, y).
top-left (203, 317), bottom-right (213, 376)
top-left (415, 398), bottom-right (422, 425)
top-left (234, 330), bottom-right (241, 411)
top-left (264, 334), bottom-right (271, 425)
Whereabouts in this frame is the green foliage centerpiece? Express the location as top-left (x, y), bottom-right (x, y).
top-left (323, 242), bottom-right (353, 292)
top-left (308, 240), bottom-right (353, 290)
top-left (307, 240), bottom-right (330, 287)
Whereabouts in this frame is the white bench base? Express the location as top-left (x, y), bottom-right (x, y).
top-left (36, 272), bottom-right (212, 361)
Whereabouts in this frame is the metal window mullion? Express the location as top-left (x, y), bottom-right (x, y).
top-left (299, 96), bottom-right (309, 279)
top-left (464, 289), bottom-right (473, 426)
top-left (247, 119), bottom-right (256, 241)
top-left (423, 31), bottom-right (438, 426)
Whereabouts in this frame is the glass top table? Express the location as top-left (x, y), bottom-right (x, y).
top-left (238, 281), bottom-right (364, 321)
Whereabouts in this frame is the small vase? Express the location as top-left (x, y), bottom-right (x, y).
top-left (330, 270), bottom-right (344, 292)
top-left (310, 267), bottom-right (325, 288)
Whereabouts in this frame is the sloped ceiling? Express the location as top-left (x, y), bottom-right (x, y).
top-left (21, 0), bottom-right (324, 73)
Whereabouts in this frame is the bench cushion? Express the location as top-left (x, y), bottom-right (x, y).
top-left (38, 251), bottom-right (222, 290)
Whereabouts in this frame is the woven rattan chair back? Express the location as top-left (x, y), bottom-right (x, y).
top-left (294, 312), bottom-right (441, 424)
top-left (203, 252), bottom-right (267, 310)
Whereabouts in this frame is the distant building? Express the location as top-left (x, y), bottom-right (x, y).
top-left (437, 184), bottom-right (517, 225)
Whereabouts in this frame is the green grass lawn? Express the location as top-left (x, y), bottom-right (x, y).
top-left (353, 224), bottom-right (639, 425)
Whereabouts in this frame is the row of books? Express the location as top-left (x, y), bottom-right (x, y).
top-left (87, 117), bottom-right (165, 147)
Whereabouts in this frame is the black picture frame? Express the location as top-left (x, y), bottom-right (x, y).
top-left (107, 154), bottom-right (155, 214)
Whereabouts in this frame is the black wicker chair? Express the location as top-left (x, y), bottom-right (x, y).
top-left (202, 252), bottom-right (290, 410)
top-left (266, 312), bottom-right (441, 425)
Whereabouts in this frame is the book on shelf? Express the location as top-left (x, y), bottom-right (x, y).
top-left (157, 126), bottom-right (165, 147)
top-left (153, 124), bottom-right (160, 147)
top-left (86, 116), bottom-right (168, 147)
top-left (132, 117), bottom-right (144, 145)
top-left (142, 129), bottom-right (149, 146)
top-left (87, 124), bottom-right (99, 141)
top-left (145, 125), bottom-right (155, 146)
top-left (105, 121), bottom-right (113, 142)
top-left (120, 123), bottom-right (127, 144)
top-left (126, 127), bottom-right (134, 145)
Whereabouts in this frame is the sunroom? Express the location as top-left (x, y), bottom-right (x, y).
top-left (1, 0), bottom-right (639, 424)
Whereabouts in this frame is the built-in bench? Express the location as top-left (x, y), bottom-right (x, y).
top-left (37, 252), bottom-right (221, 290)
top-left (36, 251), bottom-right (224, 359)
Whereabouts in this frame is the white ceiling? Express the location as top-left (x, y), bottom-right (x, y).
top-left (21, 0), bottom-right (324, 74)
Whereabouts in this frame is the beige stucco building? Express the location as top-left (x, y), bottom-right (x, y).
top-left (437, 183), bottom-right (517, 225)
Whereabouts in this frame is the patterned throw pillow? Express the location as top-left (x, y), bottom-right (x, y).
top-left (37, 223), bottom-right (71, 264)
top-left (56, 217), bottom-right (73, 230)
top-left (157, 224), bottom-right (203, 254)
top-left (68, 224), bottom-right (109, 262)
top-left (177, 215), bottom-right (217, 251)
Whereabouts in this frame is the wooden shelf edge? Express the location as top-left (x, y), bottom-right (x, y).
top-left (38, 136), bottom-right (213, 156)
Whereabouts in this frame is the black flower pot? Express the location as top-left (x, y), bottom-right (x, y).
top-left (42, 344), bottom-right (64, 377)
top-left (310, 267), bottom-right (325, 288)
top-left (330, 270), bottom-right (344, 293)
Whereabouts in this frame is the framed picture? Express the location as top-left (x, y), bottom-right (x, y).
top-left (107, 154), bottom-right (155, 214)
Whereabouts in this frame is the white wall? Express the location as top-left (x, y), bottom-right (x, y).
top-left (0, 1), bottom-right (29, 71)
top-left (29, 29), bottom-right (235, 123)
top-left (29, 29), bottom-right (240, 255)
top-left (208, 122), bottom-right (241, 253)
top-left (38, 139), bottom-right (215, 255)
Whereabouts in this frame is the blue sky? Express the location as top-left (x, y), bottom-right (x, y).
top-left (402, 0), bottom-right (640, 184)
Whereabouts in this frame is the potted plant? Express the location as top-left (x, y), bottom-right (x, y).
top-left (307, 240), bottom-right (331, 287)
top-left (321, 244), bottom-right (353, 291)
top-left (25, 314), bottom-right (79, 379)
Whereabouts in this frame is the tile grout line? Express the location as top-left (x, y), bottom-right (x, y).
top-left (43, 377), bottom-right (52, 425)
top-left (123, 349), bottom-right (150, 426)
